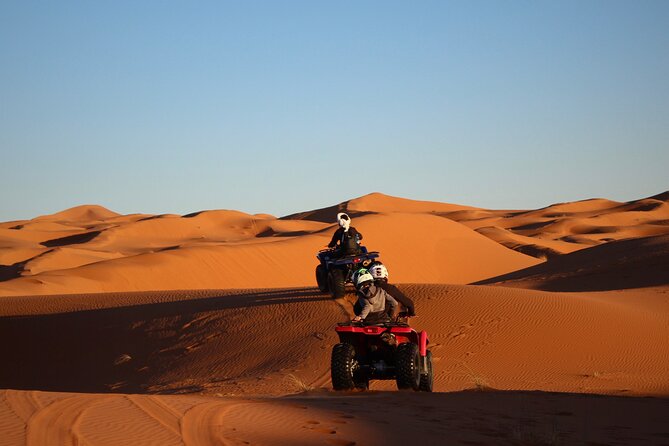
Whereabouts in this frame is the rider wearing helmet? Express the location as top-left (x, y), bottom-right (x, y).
top-left (352, 271), bottom-right (398, 323)
top-left (368, 262), bottom-right (416, 317)
top-left (327, 212), bottom-right (363, 257)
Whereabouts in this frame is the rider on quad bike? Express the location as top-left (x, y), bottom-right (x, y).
top-left (351, 271), bottom-right (399, 324)
top-left (327, 212), bottom-right (363, 257)
top-left (353, 263), bottom-right (416, 320)
top-left (315, 213), bottom-right (379, 298)
top-left (330, 272), bottom-right (433, 391)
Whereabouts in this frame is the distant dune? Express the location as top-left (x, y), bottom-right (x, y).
top-left (0, 193), bottom-right (546, 296)
top-left (477, 233), bottom-right (669, 291)
top-left (3, 191), bottom-right (666, 297)
top-left (1, 191), bottom-right (669, 445)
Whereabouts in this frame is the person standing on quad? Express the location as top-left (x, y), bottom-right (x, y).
top-left (327, 213), bottom-right (363, 257)
top-left (352, 271), bottom-right (399, 324)
top-left (368, 262), bottom-right (416, 317)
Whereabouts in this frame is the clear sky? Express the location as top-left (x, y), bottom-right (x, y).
top-left (1, 1), bottom-right (668, 221)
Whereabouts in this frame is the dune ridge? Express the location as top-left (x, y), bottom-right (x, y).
top-left (442, 192), bottom-right (669, 259)
top-left (4, 191), bottom-right (667, 296)
top-left (1, 194), bottom-right (545, 296)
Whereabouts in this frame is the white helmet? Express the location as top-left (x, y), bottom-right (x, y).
top-left (355, 272), bottom-right (374, 289)
top-left (369, 262), bottom-right (388, 281)
top-left (352, 268), bottom-right (369, 286)
top-left (336, 212), bottom-right (350, 231)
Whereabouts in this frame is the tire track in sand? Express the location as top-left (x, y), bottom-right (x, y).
top-left (126, 395), bottom-right (182, 438)
top-left (0, 390), bottom-right (44, 446)
top-left (3, 389), bottom-right (43, 424)
top-left (26, 395), bottom-right (95, 446)
top-left (181, 400), bottom-right (248, 446)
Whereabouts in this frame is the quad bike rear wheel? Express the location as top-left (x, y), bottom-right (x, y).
top-left (331, 343), bottom-right (358, 390)
top-left (395, 343), bottom-right (421, 390)
top-left (315, 265), bottom-right (329, 293)
top-left (328, 269), bottom-right (345, 298)
top-left (419, 350), bottom-right (433, 392)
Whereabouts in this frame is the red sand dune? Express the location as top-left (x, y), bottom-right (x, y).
top-left (444, 193), bottom-right (669, 259)
top-left (0, 193), bottom-right (542, 296)
top-left (1, 191), bottom-right (669, 445)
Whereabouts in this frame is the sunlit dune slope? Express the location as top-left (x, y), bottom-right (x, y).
top-left (1, 191), bottom-right (668, 296)
top-left (282, 191), bottom-right (477, 222)
top-left (0, 195), bottom-right (541, 296)
top-left (0, 212), bottom-right (539, 296)
top-left (443, 193), bottom-right (669, 258)
top-left (352, 213), bottom-right (540, 284)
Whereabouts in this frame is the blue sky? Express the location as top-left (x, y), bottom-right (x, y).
top-left (1, 1), bottom-right (668, 221)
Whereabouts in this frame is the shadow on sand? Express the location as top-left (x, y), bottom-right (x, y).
top-left (0, 287), bottom-right (332, 393)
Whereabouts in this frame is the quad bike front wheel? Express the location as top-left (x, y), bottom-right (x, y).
top-left (331, 343), bottom-right (357, 390)
top-left (419, 350), bottom-right (433, 392)
top-left (315, 265), bottom-right (329, 293)
top-left (328, 269), bottom-right (345, 299)
top-left (395, 343), bottom-right (421, 390)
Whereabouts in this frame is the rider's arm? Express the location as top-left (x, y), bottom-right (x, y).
top-left (378, 282), bottom-right (415, 316)
top-left (385, 294), bottom-right (399, 320)
top-left (358, 299), bottom-right (372, 320)
top-left (328, 228), bottom-right (342, 248)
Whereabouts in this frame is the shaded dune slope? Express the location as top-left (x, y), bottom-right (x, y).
top-left (477, 233), bottom-right (669, 291)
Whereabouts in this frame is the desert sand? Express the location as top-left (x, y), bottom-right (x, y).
top-left (1, 192), bottom-right (669, 445)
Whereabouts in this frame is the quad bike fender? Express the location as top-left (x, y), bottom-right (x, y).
top-left (419, 331), bottom-right (429, 357)
top-left (418, 331), bottom-right (430, 373)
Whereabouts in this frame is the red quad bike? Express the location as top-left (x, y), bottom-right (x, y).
top-left (331, 316), bottom-right (433, 391)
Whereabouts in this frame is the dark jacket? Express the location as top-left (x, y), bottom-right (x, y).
top-left (377, 281), bottom-right (415, 316)
top-left (328, 227), bottom-right (363, 251)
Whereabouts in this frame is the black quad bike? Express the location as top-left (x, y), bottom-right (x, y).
top-left (331, 316), bottom-right (433, 392)
top-left (315, 247), bottom-right (379, 298)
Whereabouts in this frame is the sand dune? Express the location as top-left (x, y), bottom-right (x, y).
top-left (2, 388), bottom-right (668, 446)
top-left (0, 195), bottom-right (543, 296)
top-left (1, 283), bottom-right (668, 444)
top-left (478, 233), bottom-right (669, 291)
top-left (281, 192), bottom-right (476, 223)
top-left (3, 191), bottom-right (667, 296)
top-left (36, 204), bottom-right (121, 223)
top-left (3, 284), bottom-right (667, 396)
top-left (2, 191), bottom-right (669, 445)
top-left (444, 193), bottom-right (669, 258)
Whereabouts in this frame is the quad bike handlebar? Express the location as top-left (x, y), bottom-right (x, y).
top-left (340, 312), bottom-right (413, 327)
